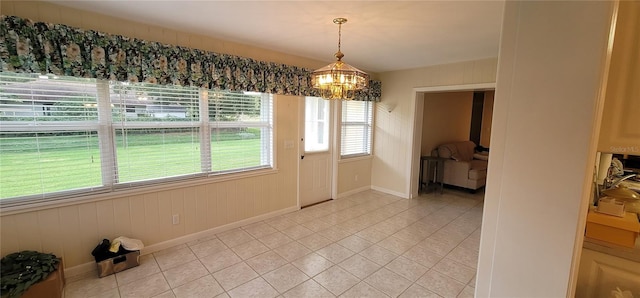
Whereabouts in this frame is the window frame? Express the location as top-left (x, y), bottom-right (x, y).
top-left (340, 100), bottom-right (374, 159)
top-left (108, 81), bottom-right (205, 187)
top-left (0, 73), bottom-right (275, 207)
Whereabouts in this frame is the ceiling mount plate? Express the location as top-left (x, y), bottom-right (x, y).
top-left (333, 18), bottom-right (347, 25)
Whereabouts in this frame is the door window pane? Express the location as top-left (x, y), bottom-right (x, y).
top-left (304, 97), bottom-right (329, 152)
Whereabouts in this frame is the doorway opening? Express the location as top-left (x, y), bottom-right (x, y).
top-left (407, 83), bottom-right (496, 198)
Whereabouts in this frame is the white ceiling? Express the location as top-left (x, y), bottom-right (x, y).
top-left (49, 1), bottom-right (505, 73)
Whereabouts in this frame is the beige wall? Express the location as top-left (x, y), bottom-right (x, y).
top-left (476, 1), bottom-right (613, 296)
top-left (420, 91), bottom-right (473, 156)
top-left (373, 59), bottom-right (498, 196)
top-left (479, 90), bottom-right (494, 148)
top-left (337, 158), bottom-right (372, 195)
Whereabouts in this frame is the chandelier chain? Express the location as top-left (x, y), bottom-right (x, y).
top-left (337, 22), bottom-right (342, 54)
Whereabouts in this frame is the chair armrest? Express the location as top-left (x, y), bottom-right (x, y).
top-left (443, 159), bottom-right (472, 186)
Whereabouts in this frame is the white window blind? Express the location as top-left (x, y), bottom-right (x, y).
top-left (0, 72), bottom-right (274, 203)
top-left (208, 91), bottom-right (273, 173)
top-left (110, 82), bottom-right (202, 185)
top-left (0, 73), bottom-right (103, 200)
top-left (304, 97), bottom-right (329, 152)
top-left (341, 100), bottom-right (373, 158)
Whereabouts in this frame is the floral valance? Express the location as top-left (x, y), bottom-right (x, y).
top-left (0, 15), bottom-right (381, 101)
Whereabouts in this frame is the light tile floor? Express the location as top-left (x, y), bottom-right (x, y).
top-left (64, 189), bottom-right (483, 298)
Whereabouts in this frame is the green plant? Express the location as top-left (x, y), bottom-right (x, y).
top-left (0, 251), bottom-right (60, 298)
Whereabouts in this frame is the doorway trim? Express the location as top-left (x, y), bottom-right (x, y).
top-left (407, 82), bottom-right (496, 198)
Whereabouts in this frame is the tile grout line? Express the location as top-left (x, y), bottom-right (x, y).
top-left (71, 190), bottom-right (482, 298)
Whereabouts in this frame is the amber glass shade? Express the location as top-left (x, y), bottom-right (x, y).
top-left (311, 61), bottom-right (369, 100)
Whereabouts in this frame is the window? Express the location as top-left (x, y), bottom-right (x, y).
top-left (0, 73), bottom-right (103, 200)
top-left (341, 100), bottom-right (373, 158)
top-left (207, 91), bottom-right (273, 173)
top-left (110, 83), bottom-right (203, 185)
top-left (0, 72), bottom-right (273, 202)
top-left (304, 97), bottom-right (329, 152)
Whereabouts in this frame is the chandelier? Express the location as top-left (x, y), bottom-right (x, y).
top-left (311, 18), bottom-right (369, 100)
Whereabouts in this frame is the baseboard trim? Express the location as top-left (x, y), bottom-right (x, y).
top-left (337, 186), bottom-right (371, 199)
top-left (370, 185), bottom-right (409, 199)
top-left (63, 205), bottom-right (300, 281)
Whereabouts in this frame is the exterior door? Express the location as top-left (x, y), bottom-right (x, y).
top-left (299, 97), bottom-right (333, 207)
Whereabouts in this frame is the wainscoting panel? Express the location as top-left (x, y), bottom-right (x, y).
top-left (37, 208), bottom-right (63, 262)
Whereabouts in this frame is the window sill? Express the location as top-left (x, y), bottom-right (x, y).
top-left (0, 168), bottom-right (279, 216)
top-left (339, 155), bottom-right (373, 163)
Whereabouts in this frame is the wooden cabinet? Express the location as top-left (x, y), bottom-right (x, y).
top-left (598, 1), bottom-right (640, 154)
top-left (576, 248), bottom-right (640, 297)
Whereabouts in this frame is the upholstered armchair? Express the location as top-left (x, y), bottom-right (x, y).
top-left (433, 141), bottom-right (488, 191)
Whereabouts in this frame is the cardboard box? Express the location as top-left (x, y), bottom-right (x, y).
top-left (22, 258), bottom-right (65, 298)
top-left (586, 208), bottom-right (640, 248)
top-left (96, 250), bottom-right (140, 277)
top-left (596, 197), bottom-right (626, 217)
